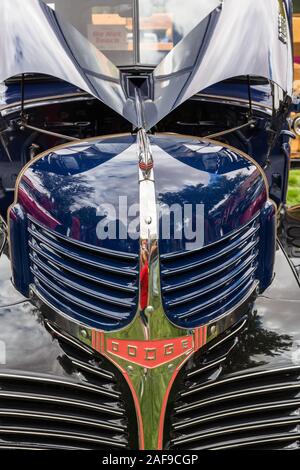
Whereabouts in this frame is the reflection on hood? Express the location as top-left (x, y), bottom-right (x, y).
top-left (0, 0), bottom-right (293, 130)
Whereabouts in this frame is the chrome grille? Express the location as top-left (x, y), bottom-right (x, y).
top-left (165, 320), bottom-right (300, 450)
top-left (160, 216), bottom-right (260, 328)
top-left (28, 216), bottom-right (139, 331)
top-left (0, 322), bottom-right (137, 450)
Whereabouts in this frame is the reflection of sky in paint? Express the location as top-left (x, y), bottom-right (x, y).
top-left (0, 301), bottom-right (68, 373)
top-left (0, 254), bottom-right (28, 305)
top-left (68, 144), bottom-right (138, 212)
top-left (26, 143), bottom-right (139, 245)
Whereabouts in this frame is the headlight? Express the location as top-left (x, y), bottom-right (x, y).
top-left (292, 115), bottom-right (300, 137)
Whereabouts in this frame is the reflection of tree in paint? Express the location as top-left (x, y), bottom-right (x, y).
top-left (28, 168), bottom-right (95, 239)
top-left (224, 311), bottom-right (293, 372)
top-left (158, 168), bottom-right (261, 253)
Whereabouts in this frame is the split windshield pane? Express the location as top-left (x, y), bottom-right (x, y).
top-left (44, 0), bottom-right (213, 66)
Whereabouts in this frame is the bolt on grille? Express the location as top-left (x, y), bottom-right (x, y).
top-left (165, 320), bottom-right (300, 450)
top-left (28, 216), bottom-right (139, 331)
top-left (160, 215), bottom-right (260, 328)
top-left (0, 321), bottom-right (138, 450)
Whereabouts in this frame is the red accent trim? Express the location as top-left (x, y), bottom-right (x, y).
top-left (203, 325), bottom-right (208, 346)
top-left (91, 326), bottom-right (209, 450)
top-left (139, 162), bottom-right (154, 171)
top-left (106, 336), bottom-right (193, 369)
top-left (194, 329), bottom-right (198, 350)
top-left (157, 352), bottom-right (194, 450)
top-left (102, 350), bottom-right (145, 450)
top-left (92, 330), bottom-right (96, 350)
top-left (194, 325), bottom-right (208, 351)
top-left (91, 332), bottom-right (145, 449)
top-left (140, 260), bottom-right (149, 310)
top-left (122, 369), bottom-right (145, 450)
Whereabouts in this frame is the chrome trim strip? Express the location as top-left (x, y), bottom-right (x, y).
top-left (28, 215), bottom-right (138, 260)
top-left (0, 428), bottom-right (127, 447)
top-left (44, 320), bottom-right (95, 357)
top-left (0, 372), bottom-right (120, 399)
top-left (187, 357), bottom-right (227, 378)
top-left (208, 318), bottom-right (248, 351)
top-left (69, 359), bottom-right (113, 380)
top-left (0, 410), bottom-right (125, 432)
top-left (173, 417), bottom-right (300, 446)
top-left (181, 364), bottom-right (300, 397)
top-left (0, 445), bottom-right (89, 450)
top-left (29, 232), bottom-right (137, 276)
top-left (29, 251), bottom-right (137, 293)
top-left (138, 131), bottom-right (157, 239)
top-left (174, 398), bottom-right (300, 430)
top-left (0, 446), bottom-right (49, 450)
top-left (160, 213), bottom-right (260, 260)
top-left (210, 434), bottom-right (300, 450)
top-left (176, 382), bottom-right (300, 414)
top-left (30, 260), bottom-right (135, 308)
top-left (0, 391), bottom-right (124, 416)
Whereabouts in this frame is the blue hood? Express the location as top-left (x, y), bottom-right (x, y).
top-left (9, 133), bottom-right (275, 331)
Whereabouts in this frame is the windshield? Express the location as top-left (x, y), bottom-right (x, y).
top-left (44, 0), bottom-right (212, 66)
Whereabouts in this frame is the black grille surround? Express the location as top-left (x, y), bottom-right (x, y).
top-left (27, 216), bottom-right (139, 331)
top-left (0, 321), bottom-right (138, 450)
top-left (165, 319), bottom-right (300, 450)
top-left (160, 215), bottom-right (260, 329)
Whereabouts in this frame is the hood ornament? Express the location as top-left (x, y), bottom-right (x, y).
top-left (138, 129), bottom-right (154, 180)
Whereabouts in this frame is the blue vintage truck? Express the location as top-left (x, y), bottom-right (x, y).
top-left (0, 0), bottom-right (299, 450)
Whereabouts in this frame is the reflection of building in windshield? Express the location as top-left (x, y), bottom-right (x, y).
top-left (44, 0), bottom-right (209, 66)
top-left (90, 11), bottom-right (173, 51)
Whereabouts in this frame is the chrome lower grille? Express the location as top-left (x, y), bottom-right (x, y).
top-left (160, 216), bottom-right (260, 328)
top-left (28, 216), bottom-right (139, 331)
top-left (0, 322), bottom-right (137, 450)
top-left (165, 320), bottom-right (300, 450)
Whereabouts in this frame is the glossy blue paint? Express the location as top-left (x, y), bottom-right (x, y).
top-left (258, 200), bottom-right (276, 292)
top-left (28, 216), bottom-right (139, 330)
top-left (0, 81), bottom-right (80, 107)
top-left (10, 135), bottom-right (141, 331)
top-left (9, 133), bottom-right (276, 330)
top-left (18, 135), bottom-right (139, 254)
top-left (151, 134), bottom-right (274, 328)
top-left (9, 204), bottom-right (31, 296)
top-left (201, 83), bottom-right (273, 109)
top-left (0, 80), bottom-right (272, 111)
top-left (160, 215), bottom-right (261, 328)
top-left (152, 135), bottom-right (268, 253)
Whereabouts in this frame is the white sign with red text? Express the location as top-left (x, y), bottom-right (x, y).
top-left (88, 25), bottom-right (128, 51)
